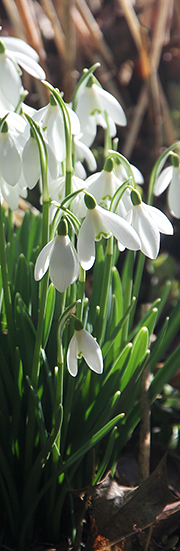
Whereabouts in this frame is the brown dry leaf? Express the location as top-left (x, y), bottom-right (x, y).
top-left (87, 454), bottom-right (179, 551)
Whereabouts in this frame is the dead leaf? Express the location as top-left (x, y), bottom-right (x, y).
top-left (87, 455), bottom-right (179, 551)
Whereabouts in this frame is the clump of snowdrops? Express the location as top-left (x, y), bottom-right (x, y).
top-left (0, 30), bottom-right (180, 549)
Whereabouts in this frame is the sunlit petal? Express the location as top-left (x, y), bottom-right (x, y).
top-left (22, 137), bottom-right (40, 188)
top-left (34, 238), bottom-right (55, 281)
top-left (80, 329), bottom-right (103, 374)
top-left (154, 165), bottom-right (173, 196)
top-left (132, 204), bottom-right (160, 259)
top-left (144, 204), bottom-right (173, 235)
top-left (0, 133), bottom-right (21, 186)
top-left (49, 236), bottom-right (79, 292)
top-left (168, 166), bottom-right (180, 218)
top-left (67, 333), bottom-right (78, 377)
top-left (78, 213), bottom-right (95, 270)
top-left (97, 205), bottom-right (140, 250)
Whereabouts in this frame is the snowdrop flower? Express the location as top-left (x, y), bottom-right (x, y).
top-left (0, 35), bottom-right (45, 109)
top-left (67, 319), bottom-right (103, 377)
top-left (34, 95), bottom-right (80, 163)
top-left (154, 156), bottom-right (180, 219)
top-left (124, 189), bottom-right (174, 259)
top-left (34, 219), bottom-right (79, 293)
top-left (85, 157), bottom-right (124, 209)
top-left (0, 120), bottom-right (22, 186)
top-left (22, 134), bottom-right (58, 189)
top-left (78, 193), bottom-right (141, 270)
top-left (75, 75), bottom-right (127, 147)
top-left (115, 158), bottom-right (144, 185)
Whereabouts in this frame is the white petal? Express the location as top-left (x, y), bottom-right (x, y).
top-left (130, 164), bottom-right (144, 184)
top-left (67, 333), bottom-right (78, 377)
top-left (34, 238), bottom-right (55, 280)
top-left (0, 54), bottom-right (21, 106)
top-left (49, 235), bottom-right (79, 292)
top-left (144, 203), bottom-right (173, 235)
top-left (0, 178), bottom-right (20, 210)
top-left (93, 84), bottom-right (127, 126)
top-left (12, 51), bottom-right (45, 79)
top-left (132, 204), bottom-right (160, 259)
top-left (154, 165), bottom-right (173, 196)
top-left (78, 213), bottom-right (95, 270)
top-left (168, 167), bottom-right (180, 218)
top-left (47, 143), bottom-right (59, 180)
top-left (47, 109), bottom-right (66, 162)
top-left (80, 329), bottom-right (103, 374)
top-left (2, 37), bottom-right (39, 60)
top-left (22, 137), bottom-right (40, 188)
top-left (75, 161), bottom-right (87, 179)
top-left (67, 105), bottom-right (81, 135)
top-left (75, 136), bottom-right (97, 172)
top-left (97, 205), bottom-right (140, 250)
top-left (0, 133), bottom-right (21, 185)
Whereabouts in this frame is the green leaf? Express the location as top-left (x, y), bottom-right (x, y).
top-left (120, 327), bottom-right (149, 391)
top-left (14, 254), bottom-right (29, 308)
top-left (14, 293), bottom-right (36, 377)
top-left (43, 283), bottom-right (56, 349)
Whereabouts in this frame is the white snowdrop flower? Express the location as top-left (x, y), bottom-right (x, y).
top-left (0, 120), bottom-right (22, 186)
top-left (67, 321), bottom-right (103, 377)
top-left (34, 97), bottom-right (80, 163)
top-left (75, 76), bottom-right (127, 147)
top-left (115, 160), bottom-right (144, 185)
top-left (0, 35), bottom-right (45, 109)
top-left (125, 189), bottom-right (174, 259)
top-left (154, 158), bottom-right (180, 219)
top-left (85, 157), bottom-right (123, 209)
top-left (77, 194), bottom-right (140, 270)
top-left (34, 219), bottom-right (79, 293)
top-left (22, 135), bottom-right (58, 189)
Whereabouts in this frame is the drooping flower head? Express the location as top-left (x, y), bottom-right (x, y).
top-left (67, 318), bottom-right (103, 377)
top-left (154, 154), bottom-right (180, 219)
top-left (0, 34), bottom-right (45, 110)
top-left (34, 218), bottom-right (79, 293)
top-left (123, 189), bottom-right (174, 259)
top-left (75, 74), bottom-right (127, 147)
top-left (77, 193), bottom-right (141, 270)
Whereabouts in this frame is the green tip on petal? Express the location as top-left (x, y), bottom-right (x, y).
top-left (1, 121), bottom-right (8, 133)
top-left (0, 40), bottom-right (6, 54)
top-left (171, 153), bottom-right (179, 168)
top-left (58, 218), bottom-right (68, 236)
top-left (131, 189), bottom-right (142, 206)
top-left (49, 94), bottom-right (57, 106)
top-left (84, 193), bottom-right (97, 210)
top-left (104, 157), bottom-right (114, 173)
top-left (74, 318), bottom-right (84, 331)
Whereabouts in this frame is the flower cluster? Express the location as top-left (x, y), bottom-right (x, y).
top-left (0, 29), bottom-right (175, 378)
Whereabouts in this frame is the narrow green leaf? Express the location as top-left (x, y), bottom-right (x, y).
top-left (120, 327), bottom-right (149, 391)
top-left (14, 254), bottom-right (29, 308)
top-left (43, 283), bottom-right (56, 349)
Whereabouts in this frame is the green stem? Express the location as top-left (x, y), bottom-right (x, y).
top-left (76, 266), bottom-right (86, 321)
top-left (0, 204), bottom-right (15, 366)
top-left (129, 251), bottom-right (145, 332)
top-left (24, 193), bottom-right (49, 480)
top-left (96, 237), bottom-right (113, 345)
